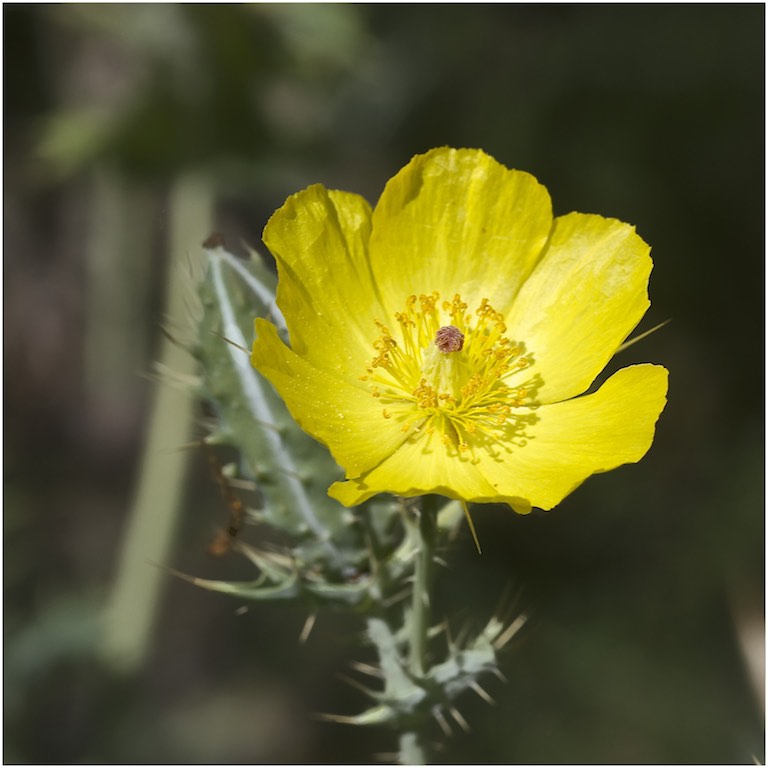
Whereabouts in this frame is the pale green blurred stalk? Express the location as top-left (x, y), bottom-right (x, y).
top-left (101, 174), bottom-right (212, 672)
top-left (84, 168), bottom-right (154, 413)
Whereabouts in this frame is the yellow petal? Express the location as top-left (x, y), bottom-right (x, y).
top-left (368, 147), bottom-right (552, 318)
top-left (331, 364), bottom-right (666, 512)
top-left (506, 213), bottom-right (653, 403)
top-left (251, 319), bottom-right (408, 477)
top-left (328, 428), bottom-right (531, 513)
top-left (263, 185), bottom-right (384, 383)
top-left (474, 364), bottom-right (669, 511)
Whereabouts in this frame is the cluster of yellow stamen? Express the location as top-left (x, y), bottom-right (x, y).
top-left (360, 292), bottom-right (537, 452)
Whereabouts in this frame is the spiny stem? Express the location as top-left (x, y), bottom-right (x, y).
top-left (399, 495), bottom-right (439, 765)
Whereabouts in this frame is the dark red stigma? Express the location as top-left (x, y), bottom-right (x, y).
top-left (435, 325), bottom-right (465, 354)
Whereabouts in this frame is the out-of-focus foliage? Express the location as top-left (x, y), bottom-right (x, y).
top-left (5, 4), bottom-right (763, 764)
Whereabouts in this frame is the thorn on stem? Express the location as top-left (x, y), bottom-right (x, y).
top-left (493, 613), bottom-right (528, 650)
top-left (461, 501), bottom-right (482, 554)
top-left (382, 587), bottom-right (412, 608)
top-left (349, 660), bottom-right (384, 679)
top-left (335, 673), bottom-right (378, 699)
top-left (299, 612), bottom-right (317, 644)
top-left (616, 318), bottom-right (671, 353)
top-left (470, 680), bottom-right (495, 706)
top-left (490, 667), bottom-right (509, 684)
top-left (313, 712), bottom-right (360, 724)
top-left (449, 706), bottom-right (471, 733)
top-left (433, 708), bottom-right (453, 738)
top-left (210, 329), bottom-right (250, 355)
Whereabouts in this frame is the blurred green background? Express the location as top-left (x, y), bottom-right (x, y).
top-left (5, 4), bottom-right (763, 763)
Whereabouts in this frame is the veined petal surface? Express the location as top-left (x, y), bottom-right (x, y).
top-left (474, 364), bottom-right (668, 510)
top-left (506, 213), bottom-right (653, 403)
top-left (368, 148), bottom-right (553, 318)
top-left (263, 185), bottom-right (384, 383)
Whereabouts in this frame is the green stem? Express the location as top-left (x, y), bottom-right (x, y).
top-left (409, 496), bottom-right (438, 678)
top-left (398, 732), bottom-right (427, 766)
top-left (399, 495), bottom-right (439, 765)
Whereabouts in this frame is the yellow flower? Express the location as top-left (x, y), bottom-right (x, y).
top-left (251, 148), bottom-right (668, 515)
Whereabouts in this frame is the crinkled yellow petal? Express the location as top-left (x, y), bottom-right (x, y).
top-left (328, 429), bottom-right (531, 513)
top-left (368, 147), bottom-right (552, 318)
top-left (263, 185), bottom-right (384, 383)
top-left (506, 212), bottom-right (653, 403)
top-left (474, 364), bottom-right (669, 511)
top-left (251, 319), bottom-right (408, 477)
top-left (330, 364), bottom-right (666, 513)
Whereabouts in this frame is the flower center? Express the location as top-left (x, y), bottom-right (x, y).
top-left (360, 292), bottom-right (540, 452)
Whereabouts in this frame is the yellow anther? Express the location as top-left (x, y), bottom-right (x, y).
top-left (362, 292), bottom-right (537, 445)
